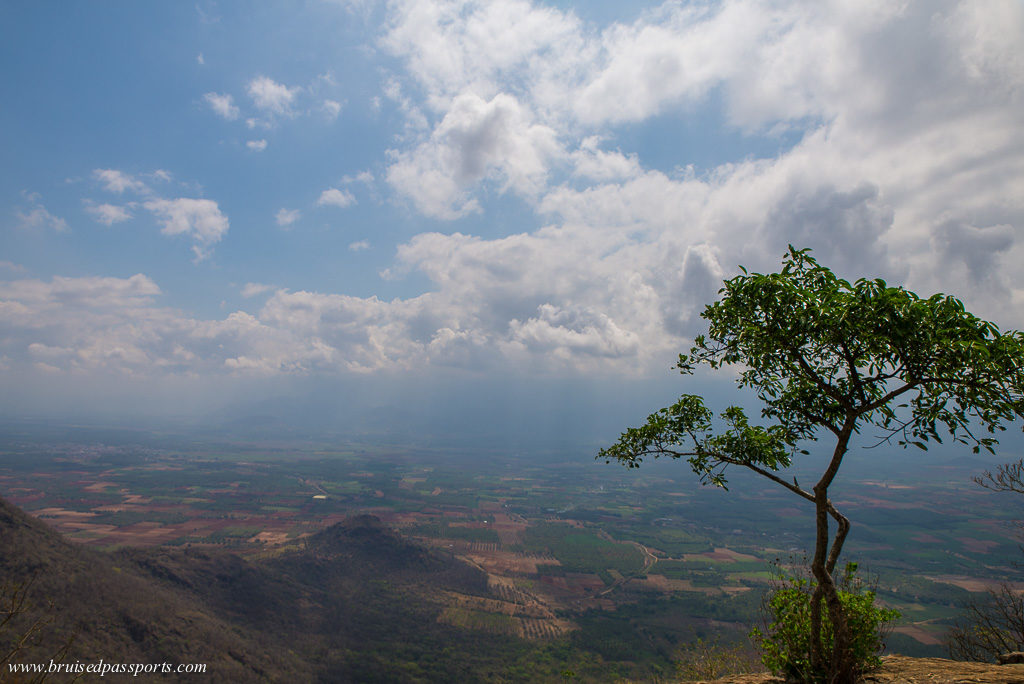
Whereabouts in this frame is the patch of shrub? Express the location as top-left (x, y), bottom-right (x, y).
top-left (674, 637), bottom-right (761, 680)
top-left (751, 562), bottom-right (899, 683)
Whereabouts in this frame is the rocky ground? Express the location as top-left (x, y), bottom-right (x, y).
top-left (689, 656), bottom-right (1024, 683)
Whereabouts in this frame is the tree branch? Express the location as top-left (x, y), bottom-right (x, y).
top-left (839, 340), bottom-right (868, 408)
top-left (784, 342), bottom-right (854, 411)
top-left (824, 501), bottom-right (850, 576)
top-left (861, 381), bottom-right (918, 414)
top-left (731, 458), bottom-right (814, 504)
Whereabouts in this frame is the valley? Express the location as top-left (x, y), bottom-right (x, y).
top-left (2, 426), bottom-right (1023, 678)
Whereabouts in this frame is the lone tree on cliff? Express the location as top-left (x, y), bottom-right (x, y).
top-left (600, 246), bottom-right (1024, 682)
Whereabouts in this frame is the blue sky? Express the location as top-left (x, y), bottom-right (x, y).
top-left (2, 0), bottom-right (1023, 440)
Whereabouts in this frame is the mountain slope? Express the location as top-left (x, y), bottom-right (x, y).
top-left (0, 494), bottom-right (310, 682)
top-left (0, 496), bottom-right (528, 682)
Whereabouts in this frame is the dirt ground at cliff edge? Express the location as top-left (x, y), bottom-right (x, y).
top-left (687, 655), bottom-right (1024, 683)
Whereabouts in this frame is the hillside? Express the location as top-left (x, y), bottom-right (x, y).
top-left (4, 491), bottom-right (1020, 683)
top-left (0, 496), bottom-right (536, 682)
top-left (0, 493), bottom-right (306, 682)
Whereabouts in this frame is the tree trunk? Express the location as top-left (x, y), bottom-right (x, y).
top-left (810, 421), bottom-right (856, 682)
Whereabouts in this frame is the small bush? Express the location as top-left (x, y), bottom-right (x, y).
top-left (751, 562), bottom-right (899, 683)
top-left (674, 637), bottom-right (761, 680)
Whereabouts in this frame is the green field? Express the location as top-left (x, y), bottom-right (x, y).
top-left (2, 426), bottom-right (1023, 676)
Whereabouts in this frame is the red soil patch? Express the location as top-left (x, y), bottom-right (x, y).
top-left (893, 624), bottom-right (943, 646)
top-left (82, 481), bottom-right (120, 492)
top-left (928, 575), bottom-right (1024, 593)
top-left (684, 547), bottom-right (760, 563)
top-left (958, 537), bottom-right (999, 554)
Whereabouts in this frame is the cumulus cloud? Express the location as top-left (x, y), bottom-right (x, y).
top-left (246, 139), bottom-right (268, 151)
top-left (247, 76), bottom-right (300, 116)
top-left (571, 137), bottom-right (641, 182)
top-left (275, 208), bottom-right (301, 227)
top-left (144, 198), bottom-right (230, 261)
top-left (16, 193), bottom-right (67, 232)
top-left (933, 221), bottom-right (1015, 292)
top-left (5, 0), bottom-right (1024, 384)
top-left (86, 202), bottom-right (133, 226)
top-left (509, 304), bottom-right (640, 363)
top-left (241, 282), bottom-right (274, 298)
top-left (348, 239), bottom-right (370, 251)
top-left (387, 92), bottom-right (561, 217)
top-left (317, 187), bottom-right (356, 208)
top-left (380, 0), bottom-right (584, 113)
top-left (2, 273), bottom-right (161, 308)
top-left (0, 274), bottom-right (189, 376)
top-left (93, 169), bottom-right (149, 194)
top-left (0, 274), bottom-right (167, 376)
top-left (88, 168), bottom-right (230, 261)
top-left (0, 274), bottom-right (329, 377)
top-left (349, 170), bottom-right (374, 185)
top-left (0, 275), bottom-right (428, 376)
top-left (204, 92), bottom-right (240, 120)
top-left (377, 0), bottom-right (1024, 315)
top-left (322, 99), bottom-right (343, 120)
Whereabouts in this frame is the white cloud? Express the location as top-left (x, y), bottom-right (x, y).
top-left (87, 169), bottom-right (230, 261)
top-left (508, 304), bottom-right (641, 362)
top-left (275, 208), bottom-right (301, 227)
top-left (144, 198), bottom-right (230, 261)
top-left (317, 187), bottom-right (356, 208)
top-left (5, 0), bottom-right (1024, 384)
top-left (571, 137), bottom-right (641, 182)
top-left (197, 53), bottom-right (205, 65)
top-left (241, 282), bottom-right (274, 298)
top-left (376, 0), bottom-right (1024, 310)
top-left (93, 169), bottom-right (149, 194)
top-left (16, 194), bottom-right (68, 232)
top-left (0, 274), bottom-right (161, 331)
top-left (0, 274), bottom-right (187, 376)
top-left (247, 76), bottom-right (300, 116)
top-left (322, 99), bottom-right (343, 120)
top-left (203, 92), bottom-right (240, 120)
top-left (349, 170), bottom-right (374, 185)
top-left (86, 202), bottom-right (133, 226)
top-left (380, 0), bottom-right (585, 113)
top-left (348, 239), bottom-right (370, 251)
top-left (386, 92), bottom-right (561, 218)
top-left (246, 139), bottom-right (268, 152)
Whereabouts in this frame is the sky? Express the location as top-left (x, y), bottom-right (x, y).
top-left (1, 0), bottom-right (1023, 444)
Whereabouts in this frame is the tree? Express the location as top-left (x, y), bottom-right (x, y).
top-left (974, 458), bottom-right (1024, 495)
top-left (945, 457), bottom-right (1024, 662)
top-left (600, 246), bottom-right (1024, 682)
top-left (946, 583), bottom-right (1024, 662)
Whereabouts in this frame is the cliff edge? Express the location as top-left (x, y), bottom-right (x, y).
top-left (689, 656), bottom-right (1024, 683)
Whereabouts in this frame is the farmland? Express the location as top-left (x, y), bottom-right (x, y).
top-left (1, 425), bottom-right (1022, 665)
